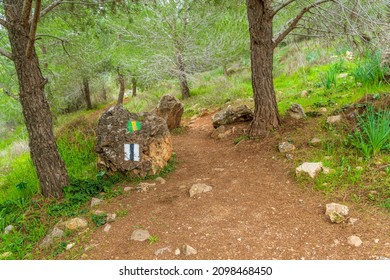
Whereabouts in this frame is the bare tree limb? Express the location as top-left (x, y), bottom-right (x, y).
top-left (273, 0), bottom-right (333, 48)
top-left (0, 18), bottom-right (10, 29)
top-left (0, 84), bottom-right (19, 101)
top-left (36, 34), bottom-right (71, 56)
top-left (21, 0), bottom-right (33, 26)
top-left (272, 0), bottom-right (297, 18)
top-left (0, 47), bottom-right (13, 60)
top-left (40, 0), bottom-right (64, 19)
top-left (26, 0), bottom-right (42, 58)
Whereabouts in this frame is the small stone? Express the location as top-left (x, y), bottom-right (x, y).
top-left (327, 115), bottom-right (342, 124)
top-left (182, 244), bottom-right (197, 256)
top-left (301, 90), bottom-right (308, 97)
top-left (66, 243), bottom-right (75, 251)
top-left (334, 239), bottom-right (340, 246)
top-left (278, 142), bottom-right (296, 153)
top-left (326, 203), bottom-right (349, 216)
top-left (374, 239), bottom-right (379, 244)
top-left (287, 104), bottom-right (306, 120)
top-left (130, 229), bottom-right (150, 241)
top-left (286, 153), bottom-right (293, 160)
top-left (325, 156), bottom-right (332, 160)
top-left (338, 73), bottom-right (348, 78)
top-left (347, 235), bottom-right (363, 247)
top-left (1, 252), bottom-right (12, 258)
top-left (107, 213), bottom-right (117, 222)
top-left (211, 125), bottom-right (227, 139)
top-left (154, 247), bottom-right (171, 256)
top-left (51, 227), bottom-right (65, 238)
top-left (319, 107), bottom-right (327, 113)
top-left (40, 227), bottom-right (65, 248)
top-left (213, 168), bottom-right (225, 172)
top-left (156, 177), bottom-right (166, 185)
top-left (174, 248), bottom-right (181, 255)
top-left (90, 197), bottom-right (102, 207)
top-left (137, 182), bottom-right (156, 192)
top-left (124, 186), bottom-right (133, 192)
top-left (310, 137), bottom-right (322, 145)
top-left (4, 225), bottom-right (14, 234)
top-left (356, 166), bottom-right (363, 171)
top-left (348, 218), bottom-right (359, 225)
top-left (64, 218), bottom-right (88, 231)
top-left (296, 162), bottom-right (323, 178)
top-left (189, 183), bottom-right (213, 198)
top-left (104, 224), bottom-right (112, 232)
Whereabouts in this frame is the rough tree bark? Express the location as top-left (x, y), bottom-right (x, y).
top-left (3, 0), bottom-right (69, 198)
top-left (117, 72), bottom-right (125, 106)
top-left (176, 52), bottom-right (191, 99)
top-left (246, 0), bottom-right (280, 137)
top-left (82, 78), bottom-right (92, 110)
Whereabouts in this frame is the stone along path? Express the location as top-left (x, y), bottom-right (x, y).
top-left (84, 115), bottom-right (390, 260)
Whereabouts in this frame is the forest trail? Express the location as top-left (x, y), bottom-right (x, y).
top-left (83, 114), bottom-right (390, 260)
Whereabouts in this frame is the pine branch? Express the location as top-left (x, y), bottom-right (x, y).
top-left (0, 47), bottom-right (13, 60)
top-left (272, 0), bottom-right (297, 18)
top-left (21, 0), bottom-right (33, 26)
top-left (26, 0), bottom-right (42, 58)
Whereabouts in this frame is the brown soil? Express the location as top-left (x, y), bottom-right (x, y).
top-left (75, 114), bottom-right (390, 260)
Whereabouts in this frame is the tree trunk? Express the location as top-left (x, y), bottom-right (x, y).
top-left (4, 0), bottom-right (69, 198)
top-left (102, 84), bottom-right (107, 101)
top-left (131, 77), bottom-right (137, 97)
top-left (83, 78), bottom-right (92, 110)
top-left (246, 0), bottom-right (280, 137)
top-left (176, 52), bottom-right (190, 99)
top-left (117, 72), bottom-right (125, 106)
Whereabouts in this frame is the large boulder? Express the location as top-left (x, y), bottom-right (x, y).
top-left (96, 106), bottom-right (172, 177)
top-left (212, 105), bottom-right (253, 128)
top-left (154, 94), bottom-right (183, 130)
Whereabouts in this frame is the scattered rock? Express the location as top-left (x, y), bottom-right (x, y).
top-left (301, 90), bottom-right (308, 97)
top-left (287, 104), bottom-right (306, 120)
top-left (327, 115), bottom-right (342, 124)
top-left (64, 218), bottom-right (88, 231)
top-left (211, 125), bottom-right (231, 140)
top-left (124, 186), bottom-right (134, 192)
top-left (104, 224), bottom-right (112, 233)
top-left (4, 225), bottom-right (14, 234)
top-left (136, 182), bottom-right (156, 192)
top-left (285, 153), bottom-right (294, 160)
top-left (66, 243), bottom-right (75, 251)
top-left (130, 229), bottom-right (150, 241)
top-left (107, 213), bottom-right (117, 222)
top-left (347, 235), bottom-right (363, 247)
top-left (174, 248), bottom-right (181, 255)
top-left (0, 252), bottom-right (12, 258)
top-left (348, 218), bottom-right (359, 225)
top-left (90, 198), bottom-right (102, 207)
top-left (189, 183), bottom-right (213, 198)
top-left (182, 244), bottom-right (197, 256)
top-left (326, 203), bottom-right (349, 223)
top-left (319, 107), bottom-right (327, 113)
top-left (278, 142), bottom-right (296, 153)
top-left (156, 177), bottom-right (166, 185)
top-left (154, 94), bottom-right (184, 130)
top-left (96, 106), bottom-right (172, 178)
top-left (154, 247), bottom-right (172, 256)
top-left (212, 105), bottom-right (253, 128)
top-left (40, 227), bottom-right (65, 248)
top-left (296, 162), bottom-right (323, 179)
top-left (310, 137), bottom-right (322, 146)
top-left (374, 239), bottom-right (379, 244)
top-left (338, 73), bottom-right (348, 78)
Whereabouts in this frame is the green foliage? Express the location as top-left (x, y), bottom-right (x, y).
top-left (234, 135), bottom-right (251, 145)
top-left (147, 235), bottom-right (159, 245)
top-left (351, 52), bottom-right (387, 86)
top-left (91, 213), bottom-right (107, 227)
top-left (349, 107), bottom-right (390, 157)
top-left (320, 60), bottom-right (344, 89)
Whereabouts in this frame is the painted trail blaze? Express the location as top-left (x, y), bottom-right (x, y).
top-left (128, 121), bottom-right (142, 132)
top-left (124, 144), bottom-right (140, 161)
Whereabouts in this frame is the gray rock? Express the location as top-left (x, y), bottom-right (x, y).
top-left (182, 244), bottom-right (197, 256)
top-left (296, 162), bottom-right (323, 178)
top-left (154, 247), bottom-right (172, 256)
top-left (211, 125), bottom-right (227, 140)
top-left (124, 186), bottom-right (134, 192)
top-left (327, 115), bottom-right (342, 124)
top-left (130, 229), bottom-right (150, 241)
top-left (174, 248), bottom-right (181, 255)
top-left (326, 203), bottom-right (349, 216)
top-left (212, 105), bottom-right (253, 128)
top-left (347, 235), bottom-right (363, 247)
top-left (156, 177), bottom-right (166, 185)
top-left (301, 90), bottom-right (308, 97)
top-left (189, 183), bottom-right (213, 198)
top-left (96, 106), bottom-right (172, 178)
top-left (40, 227), bottom-right (65, 248)
top-left (104, 224), bottom-right (112, 233)
top-left (310, 137), bottom-right (322, 145)
top-left (4, 225), bottom-right (14, 234)
top-left (278, 142), bottom-right (296, 153)
top-left (64, 218), bottom-right (88, 231)
top-left (287, 104), bottom-right (306, 119)
top-left (66, 243), bottom-right (75, 250)
top-left (90, 197), bottom-right (102, 207)
top-left (136, 182), bottom-right (156, 192)
top-left (154, 94), bottom-right (184, 130)
top-left (107, 213), bottom-right (117, 222)
top-left (319, 107), bottom-right (327, 113)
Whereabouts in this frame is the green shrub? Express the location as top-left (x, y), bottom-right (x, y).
top-left (320, 60), bottom-right (344, 89)
top-left (349, 106), bottom-right (390, 157)
top-left (351, 52), bottom-right (387, 86)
